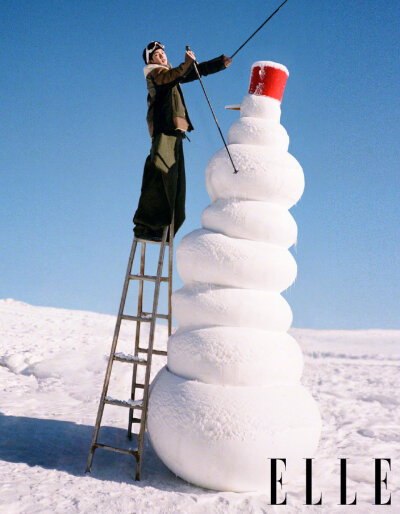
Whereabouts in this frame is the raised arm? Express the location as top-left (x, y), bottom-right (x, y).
top-left (150, 51), bottom-right (196, 87)
top-left (150, 51), bottom-right (231, 88)
top-left (181, 54), bottom-right (231, 83)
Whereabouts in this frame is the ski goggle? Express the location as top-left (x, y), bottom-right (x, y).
top-left (145, 41), bottom-right (165, 64)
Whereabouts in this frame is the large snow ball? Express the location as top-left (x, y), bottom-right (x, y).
top-left (172, 284), bottom-right (292, 331)
top-left (240, 93), bottom-right (282, 121)
top-left (167, 326), bottom-right (303, 386)
top-left (205, 145), bottom-right (304, 208)
top-left (147, 367), bottom-right (322, 492)
top-left (177, 229), bottom-right (297, 292)
top-left (227, 116), bottom-right (289, 151)
top-left (202, 198), bottom-right (298, 247)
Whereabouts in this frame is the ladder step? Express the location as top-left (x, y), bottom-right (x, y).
top-left (129, 274), bottom-right (169, 283)
top-left (94, 443), bottom-right (139, 458)
top-left (104, 396), bottom-right (143, 409)
top-left (134, 384), bottom-right (145, 389)
top-left (142, 311), bottom-right (168, 320)
top-left (131, 417), bottom-right (142, 423)
top-left (135, 237), bottom-right (165, 245)
top-left (138, 347), bottom-right (167, 356)
top-left (113, 352), bottom-right (147, 365)
top-left (121, 314), bottom-right (153, 322)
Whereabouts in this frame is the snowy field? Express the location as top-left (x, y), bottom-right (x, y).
top-left (1, 298), bottom-right (399, 513)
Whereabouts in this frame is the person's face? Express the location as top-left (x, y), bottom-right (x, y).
top-left (150, 48), bottom-right (167, 65)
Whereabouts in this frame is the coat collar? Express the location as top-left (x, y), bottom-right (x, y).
top-left (143, 63), bottom-right (171, 78)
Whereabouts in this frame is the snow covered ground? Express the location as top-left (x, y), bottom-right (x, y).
top-left (1, 298), bottom-right (399, 513)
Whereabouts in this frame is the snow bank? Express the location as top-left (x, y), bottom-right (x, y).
top-left (1, 299), bottom-right (399, 511)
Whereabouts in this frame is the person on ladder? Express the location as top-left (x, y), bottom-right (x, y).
top-left (133, 41), bottom-right (232, 242)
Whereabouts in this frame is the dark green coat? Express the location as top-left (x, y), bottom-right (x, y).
top-left (133, 55), bottom-right (227, 237)
top-left (146, 55), bottom-right (226, 136)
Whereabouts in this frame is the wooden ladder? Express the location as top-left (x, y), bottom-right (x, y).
top-left (85, 220), bottom-right (173, 480)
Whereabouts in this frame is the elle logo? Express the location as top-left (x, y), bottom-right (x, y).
top-left (270, 458), bottom-right (391, 506)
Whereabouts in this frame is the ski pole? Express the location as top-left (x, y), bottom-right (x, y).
top-left (186, 46), bottom-right (239, 174)
top-left (230, 0), bottom-right (290, 59)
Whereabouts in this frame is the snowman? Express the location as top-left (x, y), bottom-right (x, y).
top-left (147, 61), bottom-right (321, 492)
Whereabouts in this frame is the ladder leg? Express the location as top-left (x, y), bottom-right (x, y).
top-left (168, 215), bottom-right (174, 337)
top-left (128, 242), bottom-right (146, 439)
top-left (86, 237), bottom-right (138, 473)
top-left (135, 225), bottom-right (169, 480)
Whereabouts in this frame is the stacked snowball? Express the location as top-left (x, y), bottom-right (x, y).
top-left (147, 61), bottom-right (321, 492)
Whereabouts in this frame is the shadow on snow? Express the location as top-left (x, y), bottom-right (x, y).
top-left (0, 412), bottom-right (207, 494)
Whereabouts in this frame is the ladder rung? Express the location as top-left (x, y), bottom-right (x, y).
top-left (131, 417), bottom-right (141, 423)
top-left (134, 384), bottom-right (145, 389)
top-left (142, 311), bottom-right (168, 320)
top-left (121, 314), bottom-right (152, 323)
top-left (138, 347), bottom-right (167, 356)
top-left (113, 353), bottom-right (147, 365)
top-left (104, 396), bottom-right (143, 409)
top-left (94, 443), bottom-right (139, 458)
top-left (135, 237), bottom-right (164, 245)
top-left (129, 274), bottom-right (169, 283)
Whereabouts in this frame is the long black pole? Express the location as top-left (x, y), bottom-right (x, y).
top-left (230, 0), bottom-right (290, 59)
top-left (187, 47), bottom-right (239, 174)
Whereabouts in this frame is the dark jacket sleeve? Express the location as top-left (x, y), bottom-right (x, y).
top-left (180, 55), bottom-right (227, 84)
top-left (150, 55), bottom-right (227, 89)
top-left (150, 61), bottom-right (193, 88)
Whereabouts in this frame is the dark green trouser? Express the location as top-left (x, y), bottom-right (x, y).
top-left (133, 132), bottom-right (186, 236)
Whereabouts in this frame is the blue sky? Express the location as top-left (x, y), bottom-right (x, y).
top-left (1, 0), bottom-right (399, 329)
